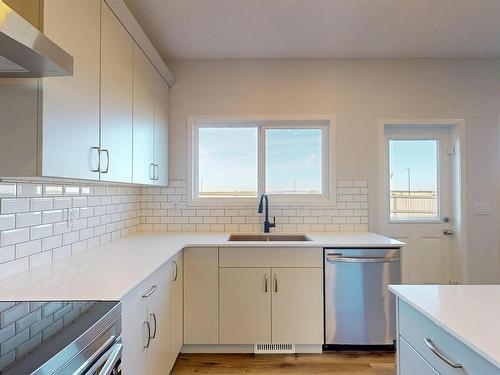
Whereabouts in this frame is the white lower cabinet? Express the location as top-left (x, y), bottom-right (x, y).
top-left (121, 253), bottom-right (183, 375)
top-left (170, 252), bottom-right (183, 364)
top-left (399, 337), bottom-right (438, 375)
top-left (397, 299), bottom-right (499, 375)
top-left (271, 268), bottom-right (323, 344)
top-left (219, 268), bottom-right (271, 344)
top-left (219, 266), bottom-right (323, 345)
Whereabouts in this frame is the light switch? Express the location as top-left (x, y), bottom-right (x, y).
top-left (473, 202), bottom-right (491, 215)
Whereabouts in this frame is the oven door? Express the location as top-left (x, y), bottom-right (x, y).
top-left (82, 339), bottom-right (122, 375)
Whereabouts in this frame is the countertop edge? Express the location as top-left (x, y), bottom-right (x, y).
top-left (389, 285), bottom-right (500, 369)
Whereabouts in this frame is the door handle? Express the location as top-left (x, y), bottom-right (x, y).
top-left (274, 274), bottom-right (278, 293)
top-left (143, 321), bottom-right (151, 348)
top-left (149, 163), bottom-right (155, 180)
top-left (101, 148), bottom-right (110, 173)
top-left (142, 285), bottom-right (157, 298)
top-left (443, 229), bottom-right (453, 236)
top-left (424, 338), bottom-right (462, 368)
top-left (173, 261), bottom-right (178, 281)
top-left (154, 164), bottom-right (159, 180)
top-left (326, 256), bottom-right (400, 263)
top-left (264, 274), bottom-right (268, 293)
top-left (90, 146), bottom-right (100, 172)
top-left (149, 313), bottom-right (157, 339)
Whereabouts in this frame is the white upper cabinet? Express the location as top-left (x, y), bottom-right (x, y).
top-left (0, 0), bottom-right (170, 186)
top-left (153, 70), bottom-right (169, 186)
top-left (132, 44), bottom-right (155, 184)
top-left (41, 0), bottom-right (101, 180)
top-left (100, 2), bottom-right (134, 183)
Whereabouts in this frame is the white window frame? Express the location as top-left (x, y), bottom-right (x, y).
top-left (187, 115), bottom-right (336, 206)
top-left (384, 126), bottom-right (450, 224)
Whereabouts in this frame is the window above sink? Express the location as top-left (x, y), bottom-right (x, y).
top-left (187, 116), bottom-right (336, 206)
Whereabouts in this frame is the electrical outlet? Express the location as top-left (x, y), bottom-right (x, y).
top-left (67, 208), bottom-right (79, 228)
top-left (473, 202), bottom-right (491, 216)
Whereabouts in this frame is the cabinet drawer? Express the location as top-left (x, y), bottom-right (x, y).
top-left (399, 336), bottom-right (438, 375)
top-left (399, 301), bottom-right (499, 375)
top-left (219, 247), bottom-right (322, 268)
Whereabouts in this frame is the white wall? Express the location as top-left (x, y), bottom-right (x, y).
top-left (167, 58), bottom-right (500, 284)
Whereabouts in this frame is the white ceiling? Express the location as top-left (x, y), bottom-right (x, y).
top-left (125, 0), bottom-right (500, 59)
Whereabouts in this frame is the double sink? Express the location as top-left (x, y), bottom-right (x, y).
top-left (227, 233), bottom-right (311, 242)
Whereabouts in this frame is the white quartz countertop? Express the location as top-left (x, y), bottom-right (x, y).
top-left (389, 284), bottom-right (500, 369)
top-left (0, 231), bottom-right (403, 301)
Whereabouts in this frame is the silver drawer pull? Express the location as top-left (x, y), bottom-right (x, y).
top-left (424, 338), bottom-right (463, 368)
top-left (142, 285), bottom-right (157, 298)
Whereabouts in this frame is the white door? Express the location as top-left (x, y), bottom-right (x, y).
top-left (132, 43), bottom-right (155, 184)
top-left (100, 2), bottom-right (133, 183)
top-left (271, 268), bottom-right (323, 344)
top-left (219, 268), bottom-right (271, 344)
top-left (381, 126), bottom-right (454, 284)
top-left (42, 0), bottom-right (101, 180)
top-left (153, 70), bottom-right (169, 186)
top-left (148, 263), bottom-right (173, 375)
top-left (170, 252), bottom-right (183, 365)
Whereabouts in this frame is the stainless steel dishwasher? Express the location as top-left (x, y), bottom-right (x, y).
top-left (324, 248), bottom-right (401, 347)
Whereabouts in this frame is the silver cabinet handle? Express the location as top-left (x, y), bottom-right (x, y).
top-left (90, 146), bottom-right (100, 172)
top-left (173, 261), bottom-right (178, 281)
top-left (424, 338), bottom-right (463, 368)
top-left (149, 163), bottom-right (155, 180)
top-left (142, 285), bottom-right (157, 298)
top-left (143, 321), bottom-right (151, 348)
top-left (274, 274), bottom-right (278, 293)
top-left (264, 274), bottom-right (268, 293)
top-left (101, 148), bottom-right (110, 173)
top-left (154, 164), bottom-right (159, 180)
top-left (149, 313), bottom-right (157, 339)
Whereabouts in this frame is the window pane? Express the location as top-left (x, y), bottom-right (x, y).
top-left (265, 128), bottom-right (323, 194)
top-left (198, 127), bottom-right (258, 197)
top-left (389, 139), bottom-right (439, 220)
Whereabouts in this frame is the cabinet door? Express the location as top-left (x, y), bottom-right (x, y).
top-left (147, 262), bottom-right (173, 375)
top-left (399, 337), bottom-right (439, 375)
top-left (170, 252), bottom-right (183, 365)
top-left (120, 280), bottom-right (149, 375)
top-left (219, 268), bottom-right (271, 344)
top-left (100, 2), bottom-right (133, 183)
top-left (153, 70), bottom-right (169, 186)
top-left (272, 268), bottom-right (323, 344)
top-left (184, 247), bottom-right (219, 344)
top-left (132, 43), bottom-right (155, 184)
top-left (42, 0), bottom-right (100, 180)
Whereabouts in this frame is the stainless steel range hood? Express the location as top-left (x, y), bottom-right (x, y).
top-left (0, 0), bottom-right (73, 77)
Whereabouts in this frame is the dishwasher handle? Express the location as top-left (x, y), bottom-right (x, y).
top-left (326, 255), bottom-right (400, 263)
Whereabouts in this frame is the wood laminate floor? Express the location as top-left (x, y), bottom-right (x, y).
top-left (171, 352), bottom-right (396, 374)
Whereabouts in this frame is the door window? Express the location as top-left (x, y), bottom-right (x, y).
top-left (388, 139), bottom-right (439, 221)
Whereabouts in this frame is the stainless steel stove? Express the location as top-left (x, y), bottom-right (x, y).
top-left (0, 301), bottom-right (121, 375)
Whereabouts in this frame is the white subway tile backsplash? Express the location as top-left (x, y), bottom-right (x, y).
top-left (53, 197), bottom-right (72, 209)
top-left (16, 184), bottom-right (42, 198)
top-left (30, 198), bottom-right (54, 212)
top-left (31, 224), bottom-right (53, 240)
top-left (0, 215), bottom-right (15, 231)
top-left (16, 212), bottom-right (42, 228)
top-left (1, 199), bottom-right (30, 214)
top-left (0, 180), bottom-right (141, 280)
top-left (15, 239), bottom-right (41, 258)
top-left (0, 184), bottom-right (16, 198)
top-left (42, 210), bottom-right (63, 224)
top-left (0, 228), bottom-right (30, 247)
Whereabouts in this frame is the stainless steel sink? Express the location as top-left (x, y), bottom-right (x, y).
top-left (227, 233), bottom-right (312, 242)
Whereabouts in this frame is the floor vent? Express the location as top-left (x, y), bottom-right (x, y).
top-left (254, 343), bottom-right (295, 354)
